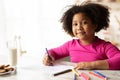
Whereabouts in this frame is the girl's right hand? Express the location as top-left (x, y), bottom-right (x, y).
top-left (42, 53), bottom-right (55, 66)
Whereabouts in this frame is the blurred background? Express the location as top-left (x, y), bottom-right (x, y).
top-left (0, 0), bottom-right (120, 65)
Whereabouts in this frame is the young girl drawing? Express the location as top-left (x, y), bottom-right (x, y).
top-left (43, 2), bottom-right (120, 70)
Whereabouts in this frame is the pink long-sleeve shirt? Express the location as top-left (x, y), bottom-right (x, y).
top-left (49, 37), bottom-right (120, 70)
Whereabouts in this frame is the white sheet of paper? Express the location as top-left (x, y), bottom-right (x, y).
top-left (42, 61), bottom-right (75, 74)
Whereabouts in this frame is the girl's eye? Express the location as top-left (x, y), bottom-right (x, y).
top-left (81, 20), bottom-right (87, 26)
top-left (73, 23), bottom-right (78, 26)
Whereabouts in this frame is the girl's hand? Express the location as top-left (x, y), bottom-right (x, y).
top-left (74, 62), bottom-right (94, 70)
top-left (42, 53), bottom-right (55, 66)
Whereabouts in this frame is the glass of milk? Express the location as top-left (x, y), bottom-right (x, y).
top-left (8, 40), bottom-right (17, 67)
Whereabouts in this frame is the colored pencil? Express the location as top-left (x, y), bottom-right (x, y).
top-left (93, 70), bottom-right (106, 78)
top-left (45, 48), bottom-right (52, 60)
top-left (53, 69), bottom-right (72, 76)
top-left (74, 74), bottom-right (77, 80)
top-left (80, 72), bottom-right (90, 80)
top-left (72, 68), bottom-right (79, 76)
top-left (89, 71), bottom-right (105, 79)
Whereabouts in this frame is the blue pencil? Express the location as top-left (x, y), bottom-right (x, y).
top-left (74, 74), bottom-right (77, 80)
top-left (45, 48), bottom-right (52, 60)
top-left (45, 48), bottom-right (49, 55)
top-left (93, 70), bottom-right (106, 78)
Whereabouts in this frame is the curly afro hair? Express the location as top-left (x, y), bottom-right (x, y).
top-left (60, 2), bottom-right (110, 37)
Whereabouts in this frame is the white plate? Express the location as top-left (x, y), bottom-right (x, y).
top-left (0, 69), bottom-right (15, 76)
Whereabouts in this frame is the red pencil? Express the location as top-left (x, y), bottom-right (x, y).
top-left (89, 71), bottom-right (106, 79)
top-left (80, 72), bottom-right (90, 80)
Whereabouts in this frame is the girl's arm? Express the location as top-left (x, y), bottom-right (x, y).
top-left (104, 42), bottom-right (120, 70)
top-left (75, 42), bottom-right (120, 70)
top-left (48, 41), bottom-right (70, 60)
top-left (42, 40), bottom-right (71, 66)
top-left (74, 60), bottom-right (109, 70)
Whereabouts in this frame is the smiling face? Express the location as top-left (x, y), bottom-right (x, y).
top-left (72, 13), bottom-right (97, 44)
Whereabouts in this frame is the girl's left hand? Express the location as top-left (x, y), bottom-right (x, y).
top-left (74, 62), bottom-right (94, 70)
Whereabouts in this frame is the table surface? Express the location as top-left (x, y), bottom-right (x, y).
top-left (0, 54), bottom-right (120, 80)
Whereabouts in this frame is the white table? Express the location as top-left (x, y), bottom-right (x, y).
top-left (0, 54), bottom-right (120, 80)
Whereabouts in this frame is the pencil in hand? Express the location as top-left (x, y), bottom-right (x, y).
top-left (45, 48), bottom-right (54, 66)
top-left (45, 48), bottom-right (52, 60)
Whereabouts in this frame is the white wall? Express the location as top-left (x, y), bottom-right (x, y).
top-left (1, 0), bottom-right (75, 60)
top-left (0, 0), bottom-right (7, 55)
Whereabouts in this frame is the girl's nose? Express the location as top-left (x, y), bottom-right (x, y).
top-left (77, 24), bottom-right (83, 30)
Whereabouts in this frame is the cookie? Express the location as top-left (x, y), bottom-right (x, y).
top-left (0, 69), bottom-right (6, 73)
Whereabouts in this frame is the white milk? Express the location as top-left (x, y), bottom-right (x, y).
top-left (9, 48), bottom-right (17, 66)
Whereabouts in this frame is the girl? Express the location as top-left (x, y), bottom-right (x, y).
top-left (43, 2), bottom-right (120, 70)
